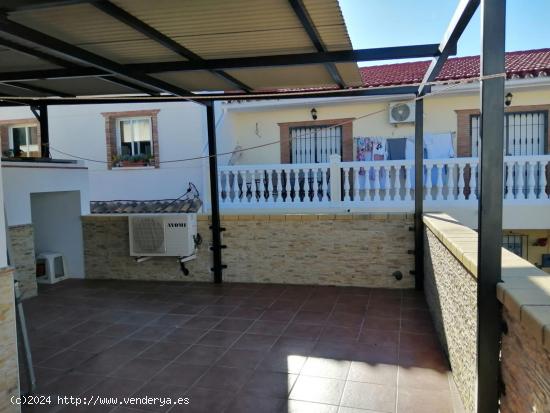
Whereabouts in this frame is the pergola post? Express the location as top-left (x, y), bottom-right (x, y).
top-left (205, 102), bottom-right (224, 283)
top-left (477, 0), bottom-right (506, 411)
top-left (414, 98), bottom-right (424, 290)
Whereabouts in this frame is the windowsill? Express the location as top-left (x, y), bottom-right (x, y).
top-left (112, 166), bottom-right (156, 171)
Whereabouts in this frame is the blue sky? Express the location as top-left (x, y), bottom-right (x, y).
top-left (340, 0), bottom-right (550, 66)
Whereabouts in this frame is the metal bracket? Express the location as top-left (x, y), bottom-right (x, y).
top-left (135, 256), bottom-right (153, 263)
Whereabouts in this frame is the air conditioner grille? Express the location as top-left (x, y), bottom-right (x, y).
top-left (131, 217), bottom-right (165, 254)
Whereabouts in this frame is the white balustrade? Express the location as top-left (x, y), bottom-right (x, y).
top-left (216, 154), bottom-right (550, 210)
top-left (343, 167), bottom-right (351, 202)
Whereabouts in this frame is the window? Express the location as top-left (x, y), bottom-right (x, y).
top-left (117, 117), bottom-right (153, 157)
top-left (290, 125), bottom-right (342, 163)
top-left (9, 125), bottom-right (39, 157)
top-left (502, 234), bottom-right (527, 258)
top-left (470, 111), bottom-right (548, 156)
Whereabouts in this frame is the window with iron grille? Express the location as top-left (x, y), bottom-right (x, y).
top-left (502, 234), bottom-right (527, 258)
top-left (290, 125), bottom-right (342, 163)
top-left (470, 111), bottom-right (548, 156)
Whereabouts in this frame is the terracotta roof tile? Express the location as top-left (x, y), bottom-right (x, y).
top-left (90, 198), bottom-right (202, 214)
top-left (359, 48), bottom-right (550, 87)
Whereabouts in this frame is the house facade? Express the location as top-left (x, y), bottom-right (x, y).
top-left (214, 49), bottom-right (550, 269)
top-left (0, 101), bottom-right (208, 202)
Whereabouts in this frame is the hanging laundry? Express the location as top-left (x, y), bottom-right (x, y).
top-left (424, 133), bottom-right (455, 186)
top-left (424, 133), bottom-right (455, 159)
top-left (355, 137), bottom-right (373, 162)
top-left (387, 137), bottom-right (407, 160)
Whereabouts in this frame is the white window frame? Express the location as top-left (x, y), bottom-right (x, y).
top-left (115, 116), bottom-right (153, 157)
top-left (8, 124), bottom-right (39, 157)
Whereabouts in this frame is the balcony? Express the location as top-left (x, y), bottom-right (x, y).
top-left (217, 155), bottom-right (550, 228)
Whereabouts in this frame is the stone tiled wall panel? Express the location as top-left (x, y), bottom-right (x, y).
top-left (83, 214), bottom-right (414, 288)
top-left (500, 307), bottom-right (550, 413)
top-left (424, 228), bottom-right (477, 413)
top-left (8, 225), bottom-right (36, 299)
top-left (0, 267), bottom-right (20, 413)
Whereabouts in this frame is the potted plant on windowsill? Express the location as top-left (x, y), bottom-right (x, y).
top-left (113, 154), bottom-right (151, 167)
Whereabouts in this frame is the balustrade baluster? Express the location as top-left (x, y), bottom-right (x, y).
top-left (527, 162), bottom-right (536, 200)
top-left (457, 164), bottom-right (465, 201)
top-left (517, 162), bottom-right (525, 199)
top-left (343, 167), bottom-right (351, 202)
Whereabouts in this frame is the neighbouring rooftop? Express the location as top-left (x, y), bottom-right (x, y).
top-left (359, 48), bottom-right (550, 87)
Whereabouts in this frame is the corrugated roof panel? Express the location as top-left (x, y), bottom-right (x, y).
top-left (225, 65), bottom-right (335, 90)
top-left (0, 48), bottom-right (61, 71)
top-left (153, 71), bottom-right (238, 92)
top-left (20, 77), bottom-right (138, 96)
top-left (1, 0), bottom-right (360, 95)
top-left (0, 83), bottom-right (47, 97)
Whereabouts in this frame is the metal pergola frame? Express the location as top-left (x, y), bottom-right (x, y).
top-left (0, 1), bottom-right (505, 411)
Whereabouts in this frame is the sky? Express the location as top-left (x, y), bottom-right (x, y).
top-left (339, 0), bottom-right (550, 66)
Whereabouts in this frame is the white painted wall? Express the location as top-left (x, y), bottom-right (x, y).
top-left (30, 191), bottom-right (85, 278)
top-left (0, 102), bottom-right (209, 202)
top-left (1, 163), bottom-right (90, 226)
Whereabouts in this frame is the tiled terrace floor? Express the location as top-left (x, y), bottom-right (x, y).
top-left (21, 280), bottom-right (464, 413)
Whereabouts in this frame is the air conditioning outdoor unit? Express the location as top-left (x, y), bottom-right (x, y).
top-left (129, 214), bottom-right (197, 257)
top-left (389, 102), bottom-right (415, 124)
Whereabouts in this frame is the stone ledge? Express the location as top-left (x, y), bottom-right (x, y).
top-left (83, 213), bottom-right (413, 223)
top-left (423, 212), bottom-right (550, 351)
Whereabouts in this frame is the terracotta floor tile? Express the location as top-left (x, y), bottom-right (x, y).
top-left (348, 361), bottom-right (398, 386)
top-left (69, 335), bottom-right (119, 354)
top-left (139, 341), bottom-right (188, 361)
top-left (397, 388), bottom-right (453, 413)
top-left (261, 309), bottom-right (296, 322)
top-left (169, 386), bottom-right (233, 413)
top-left (110, 357), bottom-right (170, 381)
top-left (290, 375), bottom-right (346, 405)
top-left (212, 317), bottom-right (254, 332)
top-left (227, 307), bottom-right (265, 319)
top-left (244, 370), bottom-right (298, 397)
top-left (198, 304), bottom-right (238, 317)
top-left (257, 351), bottom-right (307, 374)
top-left (283, 323), bottom-right (323, 340)
top-left (359, 329), bottom-right (399, 347)
top-left (294, 310), bottom-right (330, 324)
top-left (225, 394), bottom-right (286, 413)
top-left (183, 316), bottom-right (223, 330)
top-left (196, 330), bottom-right (241, 347)
top-left (38, 349), bottom-right (95, 371)
top-left (151, 362), bottom-right (208, 387)
top-left (195, 366), bottom-right (254, 392)
top-left (232, 333), bottom-right (278, 351)
top-left (248, 320), bottom-right (288, 336)
top-left (301, 357), bottom-right (351, 380)
top-left (364, 316), bottom-right (400, 331)
top-left (286, 400), bottom-right (339, 413)
top-left (340, 381), bottom-right (396, 412)
top-left (162, 328), bottom-right (207, 344)
top-left (398, 366), bottom-right (451, 391)
top-left (175, 345), bottom-right (226, 365)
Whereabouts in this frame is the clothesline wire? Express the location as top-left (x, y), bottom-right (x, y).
top-left (22, 72), bottom-right (505, 164)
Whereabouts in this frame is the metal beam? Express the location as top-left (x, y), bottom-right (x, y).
top-left (205, 102), bottom-right (223, 283)
top-left (477, 0), bottom-right (506, 411)
top-left (417, 0), bottom-right (479, 95)
top-left (414, 97), bottom-right (424, 290)
top-left (0, 0), bottom-right (93, 12)
top-left (0, 15), bottom-right (190, 96)
top-left (91, 0), bottom-right (252, 92)
top-left (0, 85), bottom-right (419, 105)
top-left (100, 76), bottom-right (159, 96)
top-left (0, 44), bottom-right (444, 83)
top-left (0, 37), bottom-right (162, 95)
top-left (5, 81), bottom-right (74, 97)
top-left (288, 0), bottom-right (345, 88)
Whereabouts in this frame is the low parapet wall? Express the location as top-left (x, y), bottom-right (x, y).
top-left (82, 213), bottom-right (414, 288)
top-left (423, 212), bottom-right (550, 413)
